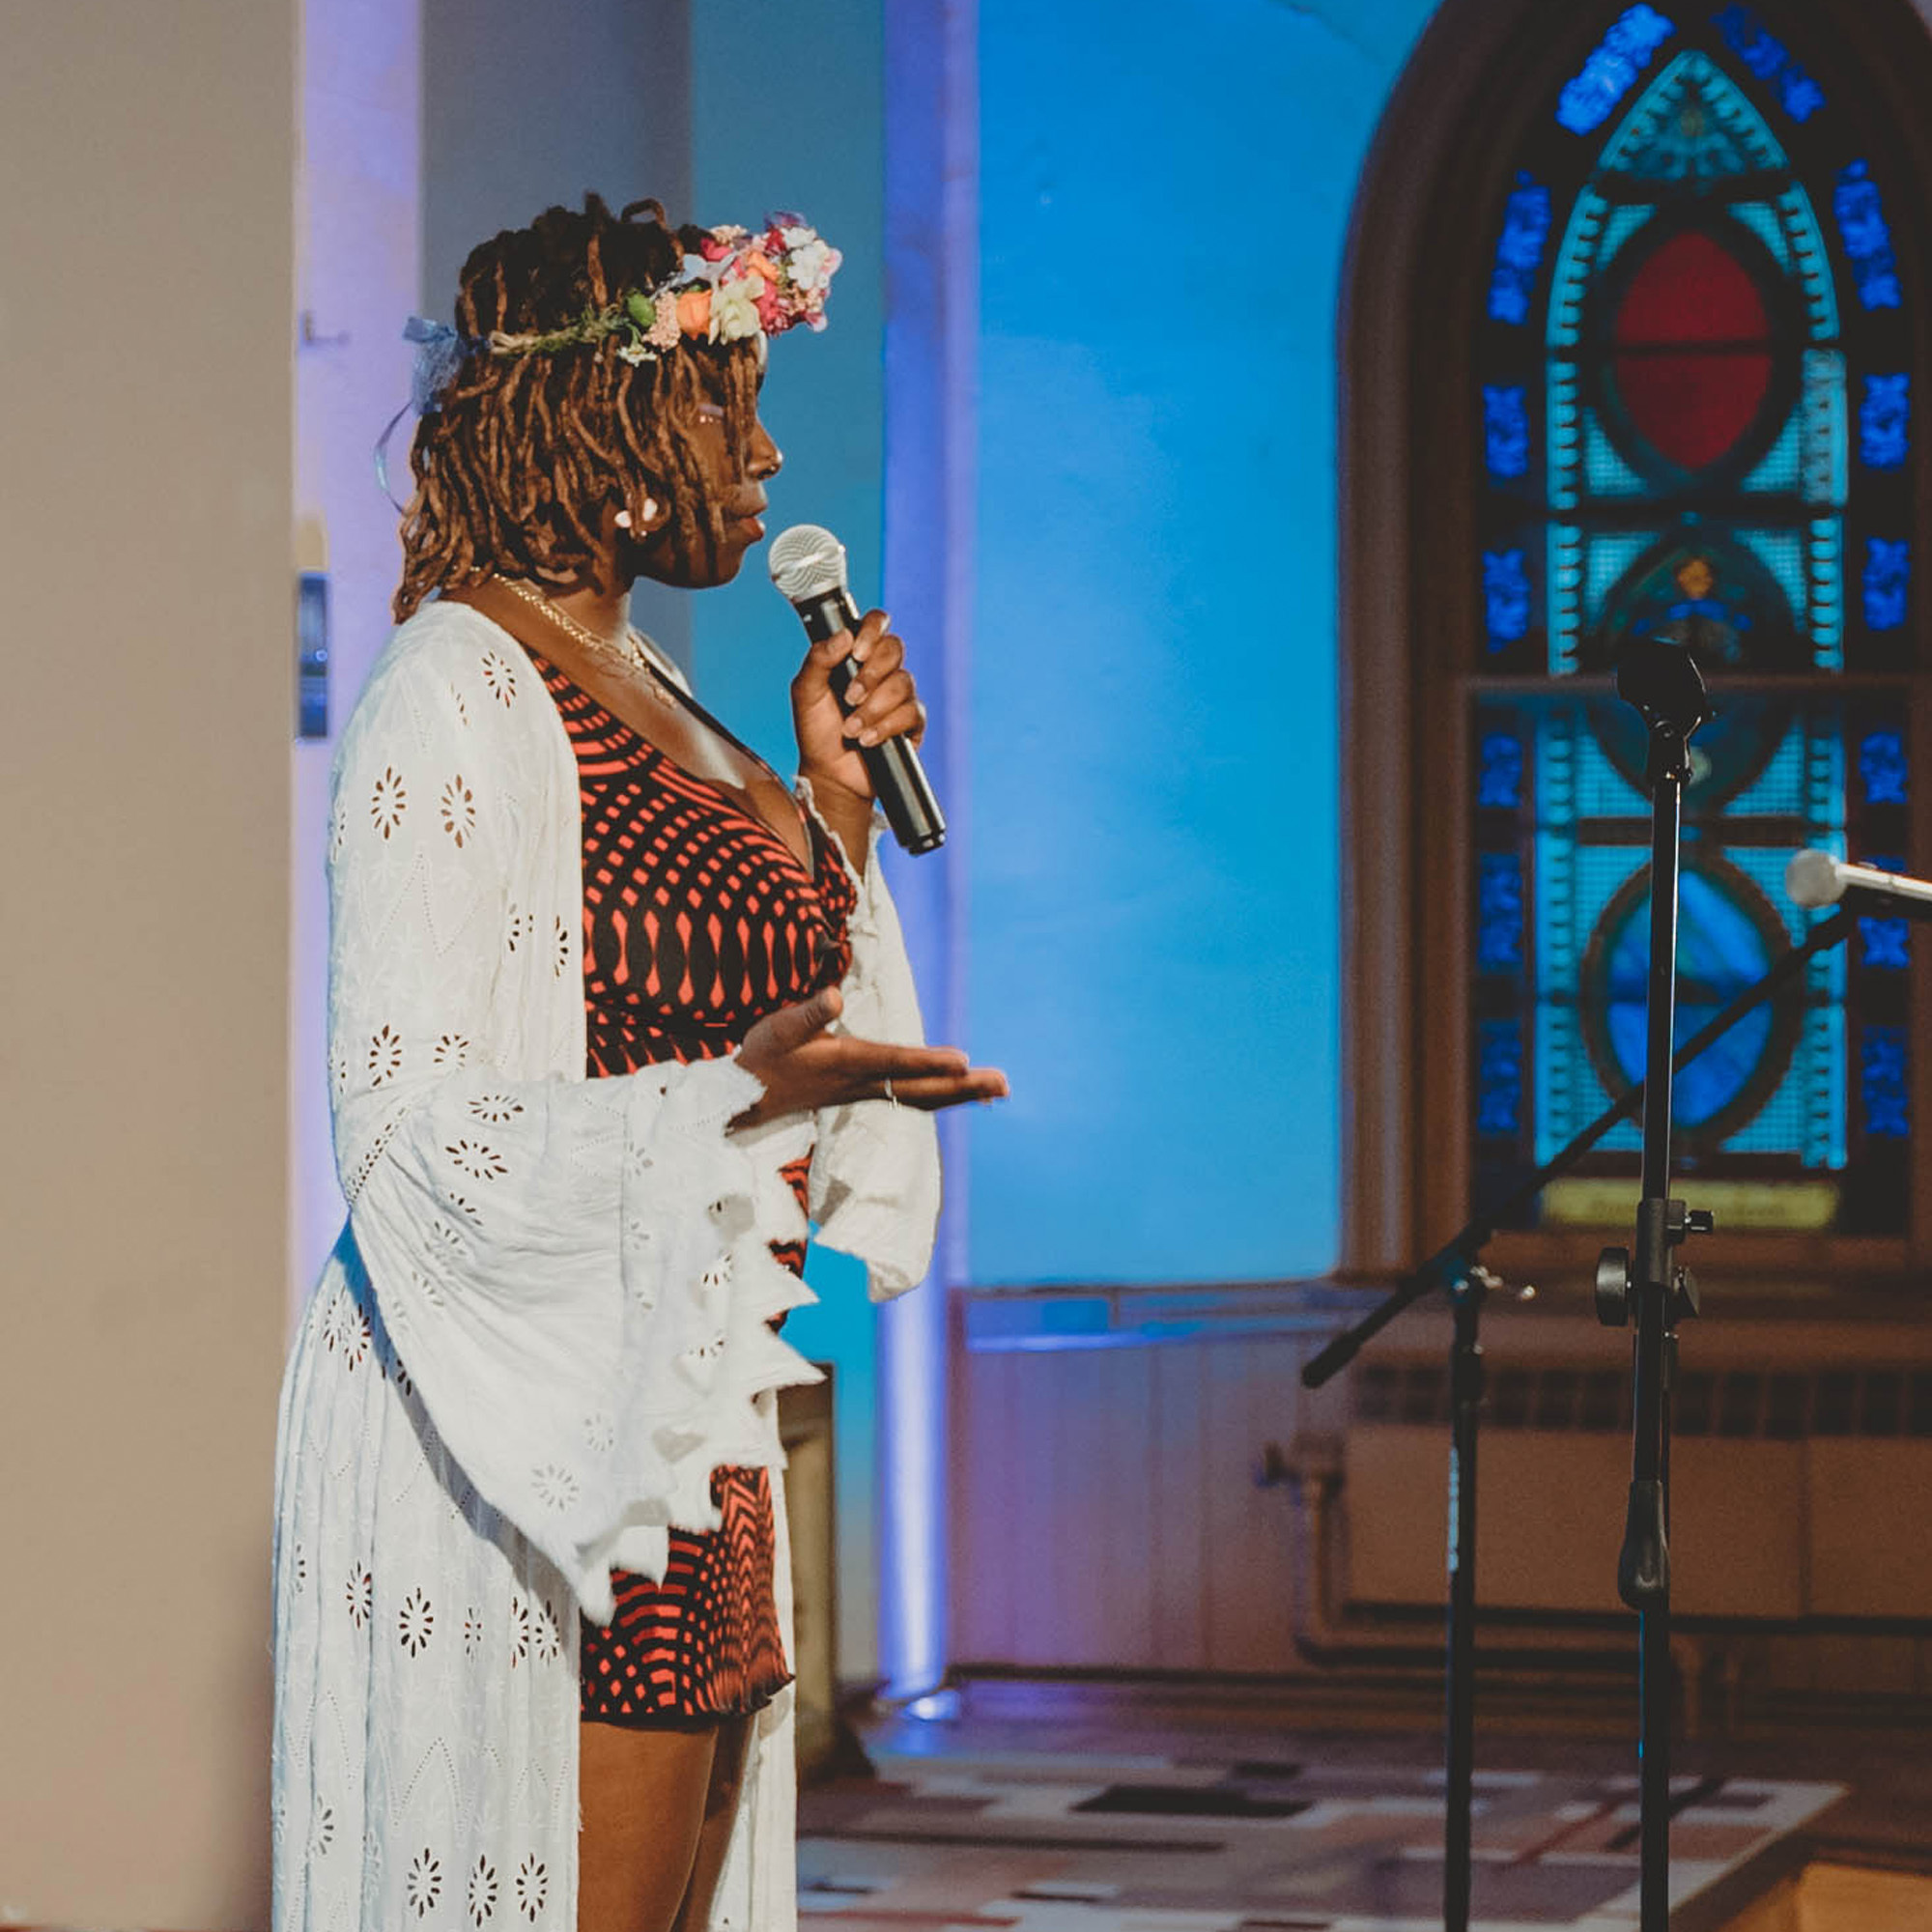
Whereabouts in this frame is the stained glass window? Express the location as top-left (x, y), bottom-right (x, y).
top-left (1471, 5), bottom-right (1916, 1236)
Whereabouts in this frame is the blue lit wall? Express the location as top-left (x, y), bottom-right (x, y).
top-left (689, 0), bottom-right (890, 1680)
top-left (967, 0), bottom-right (1438, 1284)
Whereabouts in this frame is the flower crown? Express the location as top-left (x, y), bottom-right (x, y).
top-left (404, 214), bottom-right (840, 413)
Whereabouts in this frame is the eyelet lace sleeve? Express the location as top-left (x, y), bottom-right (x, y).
top-left (327, 633), bottom-right (820, 1622)
top-left (795, 781), bottom-right (944, 1301)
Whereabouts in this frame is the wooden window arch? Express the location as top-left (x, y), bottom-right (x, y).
top-left (1340, 0), bottom-right (1932, 1293)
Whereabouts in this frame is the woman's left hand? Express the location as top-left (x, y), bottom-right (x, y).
top-left (791, 608), bottom-right (925, 806)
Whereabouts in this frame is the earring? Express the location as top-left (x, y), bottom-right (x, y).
top-left (614, 509), bottom-right (633, 530)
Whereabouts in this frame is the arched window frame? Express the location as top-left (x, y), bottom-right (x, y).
top-left (1339, 0), bottom-right (1932, 1292)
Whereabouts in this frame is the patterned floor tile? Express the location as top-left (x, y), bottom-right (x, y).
top-left (798, 1716), bottom-right (1842, 1932)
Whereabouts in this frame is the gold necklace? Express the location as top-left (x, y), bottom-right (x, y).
top-left (500, 577), bottom-right (669, 699)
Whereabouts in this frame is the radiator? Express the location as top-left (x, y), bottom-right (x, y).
top-left (1344, 1360), bottom-right (1932, 1620)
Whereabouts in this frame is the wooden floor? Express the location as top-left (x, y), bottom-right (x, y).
top-left (1719, 1862), bottom-right (1932, 1932)
top-left (797, 1674), bottom-right (1932, 1931)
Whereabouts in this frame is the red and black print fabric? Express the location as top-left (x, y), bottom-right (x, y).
top-left (525, 645), bottom-right (856, 1726)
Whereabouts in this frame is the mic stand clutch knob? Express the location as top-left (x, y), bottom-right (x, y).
top-left (1595, 1247), bottom-right (1632, 1328)
top-left (1595, 1199), bottom-right (1712, 1331)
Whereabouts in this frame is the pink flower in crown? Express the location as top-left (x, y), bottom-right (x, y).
top-left (698, 224), bottom-right (750, 263)
top-left (751, 274), bottom-right (784, 331)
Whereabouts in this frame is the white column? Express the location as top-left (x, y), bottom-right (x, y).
top-left (291, 0), bottom-right (424, 1305)
top-left (878, 0), bottom-right (980, 1701)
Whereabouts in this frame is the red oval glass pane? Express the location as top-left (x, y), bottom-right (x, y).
top-left (1615, 230), bottom-right (1770, 346)
top-left (1615, 351), bottom-right (1774, 469)
top-left (1612, 229), bottom-right (1775, 469)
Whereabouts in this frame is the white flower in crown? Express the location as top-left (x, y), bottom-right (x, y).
top-left (784, 235), bottom-right (838, 294)
top-left (708, 272), bottom-right (764, 342)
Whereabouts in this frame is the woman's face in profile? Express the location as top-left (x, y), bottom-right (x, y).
top-left (630, 350), bottom-right (781, 591)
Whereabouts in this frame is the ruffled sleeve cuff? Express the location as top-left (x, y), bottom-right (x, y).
top-left (795, 781), bottom-right (944, 1303)
top-left (348, 1053), bottom-right (824, 1627)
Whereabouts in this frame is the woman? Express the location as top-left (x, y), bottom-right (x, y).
top-left (272, 195), bottom-right (1002, 1932)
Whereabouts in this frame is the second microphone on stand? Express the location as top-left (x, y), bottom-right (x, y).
top-left (1786, 848), bottom-right (1932, 920)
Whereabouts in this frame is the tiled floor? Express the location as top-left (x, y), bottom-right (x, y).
top-left (795, 1679), bottom-right (1921, 1932)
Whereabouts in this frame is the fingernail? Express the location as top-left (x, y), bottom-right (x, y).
top-left (859, 725), bottom-right (881, 746)
top-left (845, 679), bottom-right (867, 704)
top-left (842, 717), bottom-right (864, 739)
top-left (853, 634), bottom-right (873, 662)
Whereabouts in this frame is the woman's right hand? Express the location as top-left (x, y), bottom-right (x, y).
top-left (732, 986), bottom-right (1009, 1128)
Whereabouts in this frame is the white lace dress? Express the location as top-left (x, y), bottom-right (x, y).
top-left (271, 601), bottom-right (939, 1931)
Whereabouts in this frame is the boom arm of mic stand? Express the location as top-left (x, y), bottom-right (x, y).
top-left (1301, 903), bottom-right (1856, 1391)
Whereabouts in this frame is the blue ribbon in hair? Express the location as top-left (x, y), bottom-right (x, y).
top-left (404, 315), bottom-right (478, 413)
top-left (375, 316), bottom-right (483, 510)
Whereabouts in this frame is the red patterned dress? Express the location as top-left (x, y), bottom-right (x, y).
top-left (526, 644), bottom-right (857, 1726)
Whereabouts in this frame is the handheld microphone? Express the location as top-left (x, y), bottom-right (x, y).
top-left (768, 524), bottom-right (946, 855)
top-left (1786, 848), bottom-right (1932, 919)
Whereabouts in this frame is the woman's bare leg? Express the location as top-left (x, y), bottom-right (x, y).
top-left (670, 1715), bottom-right (753, 1932)
top-left (578, 1719), bottom-right (718, 1932)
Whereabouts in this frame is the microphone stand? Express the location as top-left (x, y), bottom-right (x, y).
top-left (1301, 644), bottom-right (1870, 1932)
top-left (1595, 638), bottom-right (1714, 1931)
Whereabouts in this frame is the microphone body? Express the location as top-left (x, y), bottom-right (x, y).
top-left (1786, 848), bottom-right (1932, 919)
top-left (770, 529), bottom-right (946, 856)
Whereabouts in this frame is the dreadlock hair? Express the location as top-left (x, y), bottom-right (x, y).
top-left (393, 193), bottom-right (762, 622)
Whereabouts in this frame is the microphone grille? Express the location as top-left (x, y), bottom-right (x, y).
top-left (768, 524), bottom-right (848, 601)
top-left (1786, 848), bottom-right (1844, 909)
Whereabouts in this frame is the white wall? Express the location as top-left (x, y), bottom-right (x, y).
top-left (0, 3), bottom-right (297, 1923)
top-left (291, 0), bottom-right (423, 1298)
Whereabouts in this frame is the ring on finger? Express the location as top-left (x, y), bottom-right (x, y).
top-left (883, 1076), bottom-right (900, 1109)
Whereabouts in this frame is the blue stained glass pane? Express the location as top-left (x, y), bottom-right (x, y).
top-left (1736, 526), bottom-right (1807, 612)
top-left (1516, 697), bottom-right (1854, 1176)
top-left (1712, 5), bottom-right (1826, 122)
top-left (1726, 199), bottom-right (1789, 269)
top-left (1489, 174), bottom-right (1552, 325)
top-left (1557, 6), bottom-right (1675, 136)
top-left (1833, 162), bottom-right (1904, 311)
top-left (1485, 549), bottom-right (1532, 647)
top-left (1801, 349), bottom-right (1847, 508)
top-left (1484, 384), bottom-right (1530, 478)
top-left (1860, 729), bottom-right (1908, 805)
top-left (1601, 872), bottom-right (1774, 1128)
top-left (1781, 71), bottom-right (1826, 121)
top-left (1721, 716), bottom-right (1805, 817)
top-left (1860, 375), bottom-right (1910, 469)
top-left (1583, 413), bottom-right (1650, 497)
top-left (1600, 51), bottom-right (1785, 178)
top-left (1477, 1019), bottom-right (1523, 1135)
top-left (1861, 918), bottom-right (1910, 970)
top-left (1862, 539), bottom-right (1910, 631)
top-left (1861, 1024), bottom-right (1910, 1137)
top-left (1478, 853), bottom-right (1526, 970)
top-left (1742, 410), bottom-right (1804, 497)
top-left (1478, 732), bottom-right (1523, 809)
top-left (1583, 531), bottom-right (1656, 622)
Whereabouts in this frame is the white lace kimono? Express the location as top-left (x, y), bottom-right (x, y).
top-left (272, 601), bottom-right (938, 1931)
